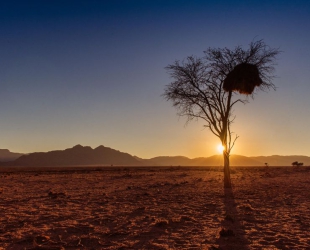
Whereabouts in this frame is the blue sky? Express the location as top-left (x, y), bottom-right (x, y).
top-left (1, 0), bottom-right (310, 158)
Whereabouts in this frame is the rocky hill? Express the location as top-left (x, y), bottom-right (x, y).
top-left (13, 145), bottom-right (142, 166)
top-left (0, 149), bottom-right (23, 162)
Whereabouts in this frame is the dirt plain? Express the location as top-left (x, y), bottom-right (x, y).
top-left (0, 165), bottom-right (310, 250)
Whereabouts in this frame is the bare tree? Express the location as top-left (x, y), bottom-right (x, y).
top-left (164, 40), bottom-right (280, 188)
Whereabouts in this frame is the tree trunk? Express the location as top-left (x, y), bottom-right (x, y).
top-left (222, 91), bottom-right (233, 188)
top-left (223, 150), bottom-right (232, 188)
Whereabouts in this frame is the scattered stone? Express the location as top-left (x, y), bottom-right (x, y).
top-left (154, 219), bottom-right (169, 227)
top-left (34, 235), bottom-right (50, 244)
top-left (48, 191), bottom-right (66, 199)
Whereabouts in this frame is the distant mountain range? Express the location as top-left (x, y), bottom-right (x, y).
top-left (1, 145), bottom-right (310, 166)
top-left (0, 149), bottom-right (23, 162)
top-left (11, 145), bottom-right (141, 166)
top-left (139, 155), bottom-right (310, 166)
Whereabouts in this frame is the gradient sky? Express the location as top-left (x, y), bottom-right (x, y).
top-left (1, 0), bottom-right (310, 158)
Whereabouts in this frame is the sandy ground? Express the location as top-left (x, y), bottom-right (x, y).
top-left (0, 166), bottom-right (310, 250)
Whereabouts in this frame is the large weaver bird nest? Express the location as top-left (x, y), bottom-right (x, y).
top-left (223, 63), bottom-right (262, 94)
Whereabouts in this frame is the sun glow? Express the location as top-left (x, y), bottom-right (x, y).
top-left (217, 144), bottom-right (225, 153)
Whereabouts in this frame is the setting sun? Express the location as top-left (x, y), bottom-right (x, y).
top-left (217, 144), bottom-right (225, 153)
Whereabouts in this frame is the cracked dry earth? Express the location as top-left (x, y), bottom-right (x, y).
top-left (0, 166), bottom-right (310, 249)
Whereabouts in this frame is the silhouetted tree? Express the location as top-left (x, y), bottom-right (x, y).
top-left (164, 40), bottom-right (280, 188)
top-left (292, 161), bottom-right (303, 167)
top-left (292, 161), bottom-right (298, 166)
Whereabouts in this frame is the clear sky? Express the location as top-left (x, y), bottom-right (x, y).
top-left (1, 0), bottom-right (310, 158)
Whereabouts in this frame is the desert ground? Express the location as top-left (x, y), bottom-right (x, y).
top-left (0, 166), bottom-right (310, 250)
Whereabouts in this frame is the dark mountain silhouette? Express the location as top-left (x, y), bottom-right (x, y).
top-left (144, 156), bottom-right (193, 166)
top-left (0, 149), bottom-right (23, 162)
top-left (13, 145), bottom-right (142, 166)
top-left (148, 155), bottom-right (310, 166)
top-left (1, 145), bottom-right (310, 167)
top-left (140, 155), bottom-right (264, 166)
top-left (193, 155), bottom-right (264, 166)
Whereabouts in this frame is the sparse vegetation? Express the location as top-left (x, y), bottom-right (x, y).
top-left (292, 161), bottom-right (303, 167)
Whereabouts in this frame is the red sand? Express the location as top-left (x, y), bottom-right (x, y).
top-left (0, 166), bottom-right (310, 249)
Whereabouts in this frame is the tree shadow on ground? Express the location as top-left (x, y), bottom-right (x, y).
top-left (216, 187), bottom-right (250, 250)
